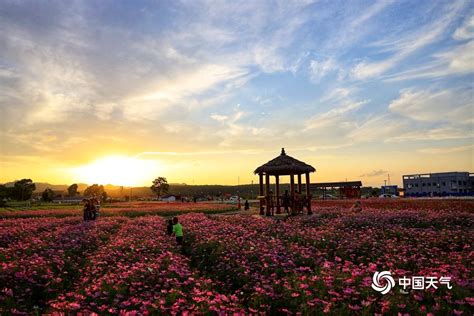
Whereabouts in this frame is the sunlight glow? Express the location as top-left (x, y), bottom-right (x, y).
top-left (71, 156), bottom-right (161, 186)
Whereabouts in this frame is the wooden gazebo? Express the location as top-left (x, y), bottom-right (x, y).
top-left (254, 148), bottom-right (316, 216)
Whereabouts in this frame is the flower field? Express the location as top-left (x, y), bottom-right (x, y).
top-left (0, 201), bottom-right (236, 219)
top-left (1, 201), bottom-right (473, 314)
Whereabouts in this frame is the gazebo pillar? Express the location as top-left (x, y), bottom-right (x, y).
top-left (290, 174), bottom-right (295, 214)
top-left (306, 172), bottom-right (312, 215)
top-left (297, 174), bottom-right (302, 193)
top-left (275, 175), bottom-right (280, 214)
top-left (265, 173), bottom-right (271, 216)
top-left (259, 173), bottom-right (264, 215)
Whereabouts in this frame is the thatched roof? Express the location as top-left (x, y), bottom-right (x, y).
top-left (254, 148), bottom-right (316, 175)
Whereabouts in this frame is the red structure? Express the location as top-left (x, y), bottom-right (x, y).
top-left (311, 181), bottom-right (362, 199)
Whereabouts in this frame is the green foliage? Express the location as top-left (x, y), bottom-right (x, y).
top-left (83, 184), bottom-right (105, 198)
top-left (0, 185), bottom-right (12, 204)
top-left (67, 184), bottom-right (78, 196)
top-left (41, 188), bottom-right (55, 202)
top-left (150, 177), bottom-right (169, 197)
top-left (0, 185), bottom-right (7, 207)
top-left (12, 179), bottom-right (36, 201)
top-left (101, 191), bottom-right (108, 203)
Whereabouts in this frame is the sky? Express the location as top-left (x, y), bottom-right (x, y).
top-left (0, 0), bottom-right (473, 187)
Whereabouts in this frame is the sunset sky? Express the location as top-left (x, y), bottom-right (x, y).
top-left (0, 0), bottom-right (473, 187)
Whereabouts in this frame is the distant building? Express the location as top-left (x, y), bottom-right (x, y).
top-left (310, 181), bottom-right (362, 199)
top-left (381, 185), bottom-right (398, 196)
top-left (52, 196), bottom-right (84, 204)
top-left (403, 172), bottom-right (474, 197)
top-left (160, 194), bottom-right (177, 202)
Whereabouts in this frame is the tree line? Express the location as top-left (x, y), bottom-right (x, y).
top-left (0, 179), bottom-right (109, 205)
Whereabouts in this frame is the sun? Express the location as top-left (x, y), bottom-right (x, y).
top-left (71, 156), bottom-right (161, 186)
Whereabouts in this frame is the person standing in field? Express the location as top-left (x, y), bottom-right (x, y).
top-left (172, 217), bottom-right (184, 245)
top-left (90, 197), bottom-right (99, 220)
top-left (293, 191), bottom-right (302, 215)
top-left (282, 190), bottom-right (291, 214)
top-left (82, 199), bottom-right (90, 221)
top-left (267, 190), bottom-right (275, 216)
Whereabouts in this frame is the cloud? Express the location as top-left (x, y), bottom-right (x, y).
top-left (359, 169), bottom-right (388, 177)
top-left (388, 126), bottom-right (474, 142)
top-left (305, 85), bottom-right (367, 131)
top-left (435, 40), bottom-right (474, 74)
top-left (0, 0), bottom-right (317, 127)
top-left (384, 40), bottom-right (474, 81)
top-left (350, 0), bottom-right (395, 28)
top-left (388, 88), bottom-right (473, 124)
top-left (417, 144), bottom-right (474, 154)
top-left (347, 114), bottom-right (408, 143)
top-left (348, 113), bottom-right (473, 144)
top-left (351, 0), bottom-right (467, 79)
top-left (322, 0), bottom-right (395, 52)
top-left (453, 15), bottom-right (474, 40)
top-left (320, 87), bottom-right (353, 103)
top-left (309, 58), bottom-right (337, 82)
top-left (305, 100), bottom-right (368, 130)
top-left (210, 114), bottom-right (229, 122)
top-left (351, 60), bottom-right (394, 80)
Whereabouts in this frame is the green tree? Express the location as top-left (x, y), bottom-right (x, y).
top-left (67, 183), bottom-right (79, 196)
top-left (0, 185), bottom-right (11, 207)
top-left (42, 188), bottom-right (55, 202)
top-left (151, 177), bottom-right (169, 198)
top-left (12, 179), bottom-right (36, 201)
top-left (83, 184), bottom-right (105, 198)
top-left (101, 191), bottom-right (108, 203)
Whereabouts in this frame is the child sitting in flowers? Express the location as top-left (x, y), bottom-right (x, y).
top-left (172, 217), bottom-right (184, 245)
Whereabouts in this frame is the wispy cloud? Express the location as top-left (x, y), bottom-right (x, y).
top-left (309, 58), bottom-right (338, 82)
top-left (453, 15), bottom-right (474, 40)
top-left (305, 85), bottom-right (367, 130)
top-left (384, 40), bottom-right (474, 81)
top-left (351, 0), bottom-right (467, 79)
top-left (417, 144), bottom-right (474, 154)
top-left (359, 169), bottom-right (388, 177)
top-left (388, 88), bottom-right (473, 124)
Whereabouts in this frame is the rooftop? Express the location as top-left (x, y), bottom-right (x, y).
top-left (254, 148), bottom-right (316, 175)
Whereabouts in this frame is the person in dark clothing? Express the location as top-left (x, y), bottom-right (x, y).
top-left (166, 219), bottom-right (173, 236)
top-left (244, 199), bottom-right (250, 210)
top-left (267, 190), bottom-right (274, 216)
top-left (282, 190), bottom-right (291, 214)
top-left (82, 199), bottom-right (90, 221)
top-left (89, 197), bottom-right (100, 220)
top-left (83, 199), bottom-right (93, 221)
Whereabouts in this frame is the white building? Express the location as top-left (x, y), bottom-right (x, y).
top-left (403, 172), bottom-right (474, 197)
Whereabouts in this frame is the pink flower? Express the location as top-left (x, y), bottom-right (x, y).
top-left (348, 304), bottom-right (362, 311)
